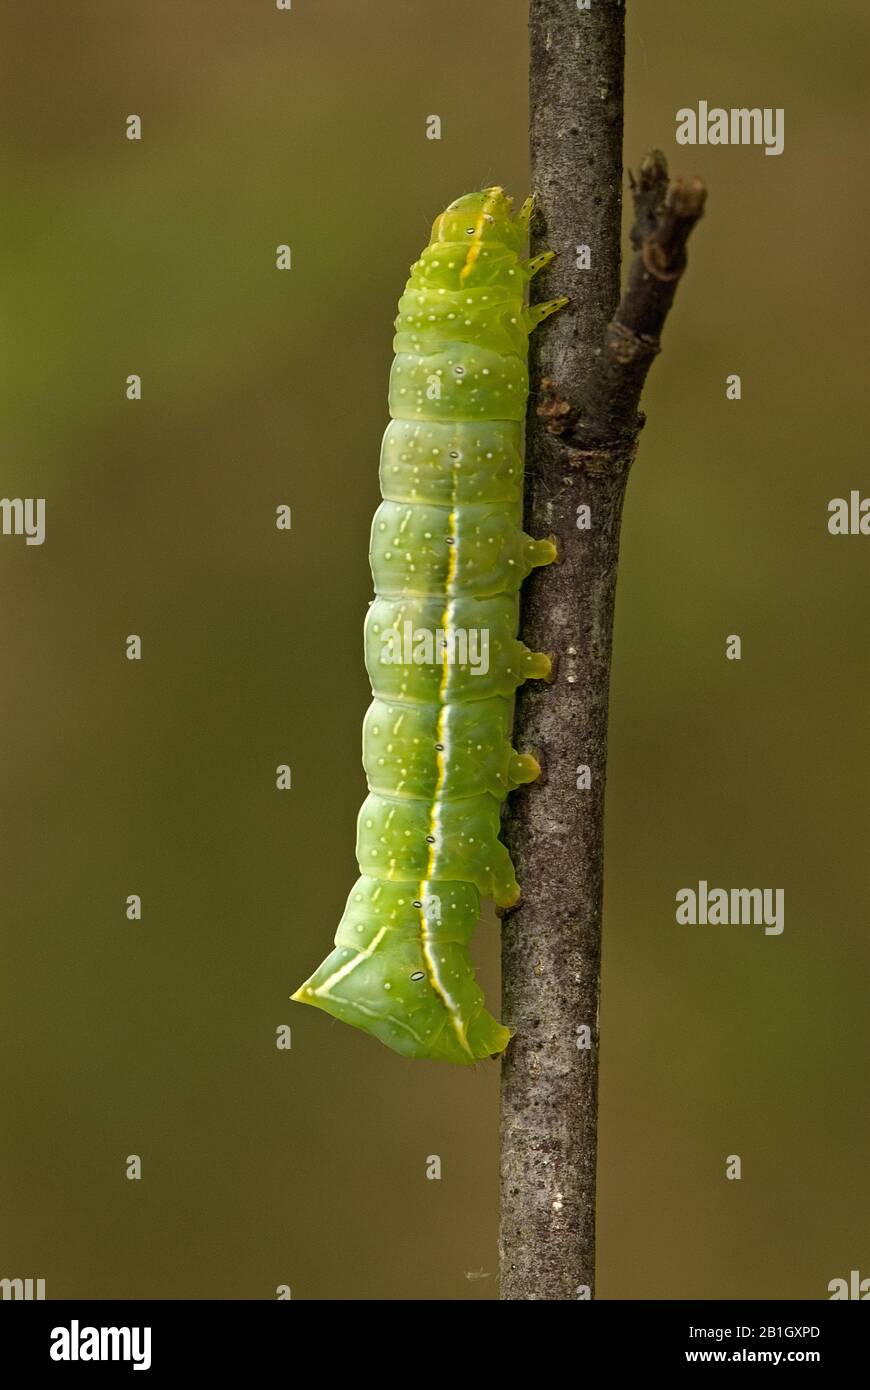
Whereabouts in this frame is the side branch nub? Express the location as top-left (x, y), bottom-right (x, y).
top-left (534, 150), bottom-right (706, 455)
top-left (618, 150), bottom-right (707, 341)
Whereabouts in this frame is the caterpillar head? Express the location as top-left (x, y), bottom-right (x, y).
top-left (431, 187), bottom-right (529, 252)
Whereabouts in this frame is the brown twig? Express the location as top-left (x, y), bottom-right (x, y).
top-left (499, 0), bottom-right (705, 1302)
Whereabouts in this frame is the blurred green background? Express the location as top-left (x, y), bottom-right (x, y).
top-left (1, 0), bottom-right (867, 1300)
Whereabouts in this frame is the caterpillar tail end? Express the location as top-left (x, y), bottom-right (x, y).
top-left (468, 1013), bottom-right (513, 1062)
top-left (292, 877), bottom-right (513, 1065)
top-left (292, 958), bottom-right (510, 1066)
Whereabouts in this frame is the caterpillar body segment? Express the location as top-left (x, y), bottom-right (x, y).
top-left (296, 877), bottom-right (511, 1065)
top-left (292, 187), bottom-right (565, 1063)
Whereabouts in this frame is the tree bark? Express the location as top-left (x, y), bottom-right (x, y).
top-left (499, 0), bottom-right (705, 1301)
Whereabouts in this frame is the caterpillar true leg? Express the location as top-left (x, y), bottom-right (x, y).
top-left (525, 297), bottom-right (570, 331)
top-left (522, 249), bottom-right (556, 279)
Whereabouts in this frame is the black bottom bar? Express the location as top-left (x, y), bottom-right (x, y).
top-left (1, 1298), bottom-right (865, 1373)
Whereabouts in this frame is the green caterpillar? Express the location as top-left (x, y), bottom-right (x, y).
top-left (292, 187), bottom-right (566, 1064)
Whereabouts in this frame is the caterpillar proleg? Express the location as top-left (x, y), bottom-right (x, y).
top-left (292, 187), bottom-right (566, 1064)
